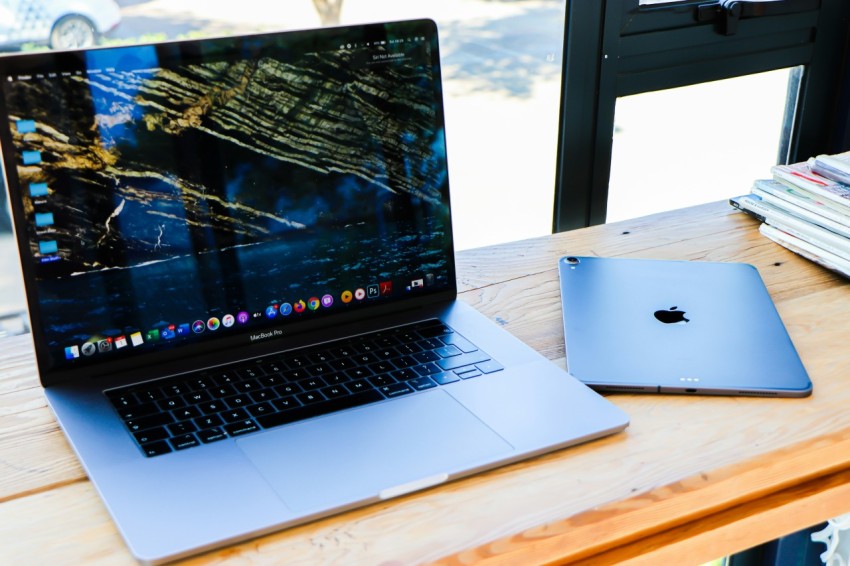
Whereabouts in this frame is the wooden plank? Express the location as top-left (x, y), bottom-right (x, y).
top-left (436, 429), bottom-right (850, 565)
top-left (0, 401), bottom-right (82, 503)
top-left (571, 467), bottom-right (850, 565)
top-left (0, 481), bottom-right (135, 566)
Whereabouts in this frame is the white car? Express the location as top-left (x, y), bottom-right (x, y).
top-left (0, 0), bottom-right (121, 50)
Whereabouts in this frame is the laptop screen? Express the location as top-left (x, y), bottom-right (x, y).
top-left (0, 20), bottom-right (455, 378)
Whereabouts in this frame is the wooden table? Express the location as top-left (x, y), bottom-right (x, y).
top-left (2, 201), bottom-right (850, 564)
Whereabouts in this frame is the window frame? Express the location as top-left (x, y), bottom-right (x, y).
top-left (553, 0), bottom-right (850, 231)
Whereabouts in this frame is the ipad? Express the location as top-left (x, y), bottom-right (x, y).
top-left (558, 256), bottom-right (812, 397)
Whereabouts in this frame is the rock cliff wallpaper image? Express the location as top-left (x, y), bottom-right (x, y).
top-left (5, 40), bottom-right (452, 359)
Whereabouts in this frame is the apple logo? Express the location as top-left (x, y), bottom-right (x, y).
top-left (654, 306), bottom-right (689, 325)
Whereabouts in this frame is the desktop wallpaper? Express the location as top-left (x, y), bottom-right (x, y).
top-left (4, 35), bottom-right (452, 367)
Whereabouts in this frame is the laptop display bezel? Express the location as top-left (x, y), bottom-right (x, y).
top-left (0, 19), bottom-right (459, 387)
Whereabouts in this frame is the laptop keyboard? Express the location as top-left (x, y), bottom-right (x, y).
top-left (106, 319), bottom-right (504, 457)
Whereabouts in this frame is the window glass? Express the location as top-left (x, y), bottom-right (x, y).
top-left (607, 68), bottom-right (793, 222)
top-left (0, 0), bottom-right (566, 334)
top-left (10, 1), bottom-right (566, 252)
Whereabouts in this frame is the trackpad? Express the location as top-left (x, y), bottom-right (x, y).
top-left (236, 390), bottom-right (513, 513)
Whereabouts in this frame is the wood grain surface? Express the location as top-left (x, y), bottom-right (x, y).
top-left (1, 201), bottom-right (849, 565)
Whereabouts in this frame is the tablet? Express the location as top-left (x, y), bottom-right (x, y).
top-left (558, 256), bottom-right (812, 397)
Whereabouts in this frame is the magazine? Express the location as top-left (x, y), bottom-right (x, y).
top-left (732, 151), bottom-right (850, 280)
top-left (771, 161), bottom-right (850, 210)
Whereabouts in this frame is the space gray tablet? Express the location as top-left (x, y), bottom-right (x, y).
top-left (558, 256), bottom-right (812, 397)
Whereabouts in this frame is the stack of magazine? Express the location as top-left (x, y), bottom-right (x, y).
top-left (730, 151), bottom-right (850, 279)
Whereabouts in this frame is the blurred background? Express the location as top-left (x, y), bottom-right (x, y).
top-left (0, 0), bottom-right (790, 336)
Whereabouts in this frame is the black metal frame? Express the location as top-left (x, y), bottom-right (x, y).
top-left (554, 0), bottom-right (850, 232)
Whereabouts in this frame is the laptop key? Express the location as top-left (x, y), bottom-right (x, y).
top-left (163, 383), bottom-right (189, 397)
top-left (159, 396), bottom-right (187, 411)
top-left (224, 419), bottom-right (260, 436)
top-left (272, 396), bottom-right (301, 411)
top-left (210, 384), bottom-right (236, 398)
top-left (436, 351), bottom-right (490, 371)
top-left (259, 374), bottom-right (285, 388)
top-left (211, 371), bottom-right (238, 385)
top-left (257, 389), bottom-right (384, 429)
top-left (297, 390), bottom-right (326, 404)
top-left (418, 323), bottom-right (453, 338)
top-left (274, 382), bottom-right (303, 396)
top-left (306, 363), bottom-right (332, 377)
top-left (417, 338), bottom-right (442, 350)
top-left (137, 388), bottom-right (165, 403)
top-left (168, 421), bottom-right (198, 436)
top-left (431, 371), bottom-right (460, 385)
top-left (233, 378), bottom-right (261, 393)
top-left (195, 414), bottom-right (223, 429)
top-left (199, 400), bottom-right (227, 414)
top-left (394, 355), bottom-right (418, 368)
top-left (222, 408), bottom-right (249, 423)
top-left (413, 350), bottom-right (440, 363)
top-left (412, 363), bottom-right (442, 376)
top-left (391, 368), bottom-right (418, 381)
top-left (184, 390), bottom-right (211, 404)
top-left (435, 345), bottom-right (462, 358)
top-left (223, 395), bottom-right (250, 408)
top-left (247, 402), bottom-right (274, 417)
top-left (375, 347), bottom-right (399, 360)
top-left (262, 361), bottom-right (286, 375)
top-left (346, 367), bottom-right (372, 380)
top-left (299, 377), bottom-right (326, 391)
top-left (409, 376), bottom-right (438, 390)
top-left (346, 379), bottom-right (371, 392)
top-left (235, 366), bottom-right (264, 380)
top-left (172, 406), bottom-right (202, 420)
top-left (368, 361), bottom-right (395, 374)
top-left (169, 434), bottom-right (199, 451)
top-left (134, 427), bottom-right (168, 445)
top-left (126, 413), bottom-right (173, 433)
top-left (198, 427), bottom-right (227, 443)
top-left (397, 342), bottom-right (423, 355)
top-left (107, 392), bottom-right (140, 408)
top-left (321, 385), bottom-right (349, 399)
top-left (457, 368), bottom-right (482, 380)
top-left (117, 401), bottom-right (158, 420)
top-left (323, 372), bottom-right (349, 385)
top-left (380, 382), bottom-right (414, 398)
top-left (142, 441), bottom-right (172, 457)
top-left (283, 368), bottom-right (310, 381)
top-left (187, 377), bottom-right (213, 390)
top-left (250, 388), bottom-right (277, 403)
top-left (440, 334), bottom-right (477, 353)
top-left (476, 360), bottom-right (505, 374)
top-left (368, 374), bottom-right (395, 388)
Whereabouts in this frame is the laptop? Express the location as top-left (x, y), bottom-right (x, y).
top-left (558, 256), bottom-right (812, 397)
top-left (0, 20), bottom-right (629, 563)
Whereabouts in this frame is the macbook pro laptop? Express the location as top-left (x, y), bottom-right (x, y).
top-left (558, 256), bottom-right (812, 397)
top-left (0, 20), bottom-right (629, 563)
